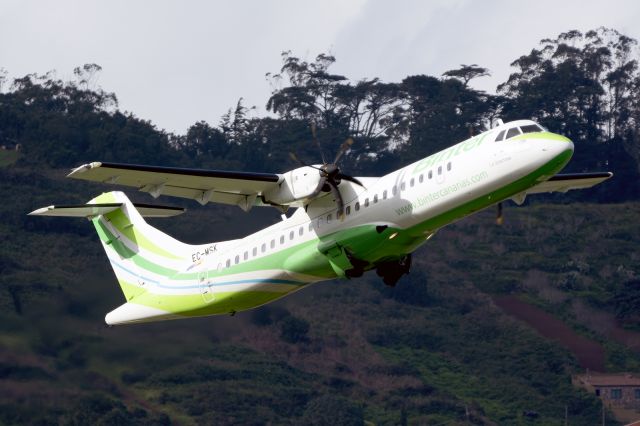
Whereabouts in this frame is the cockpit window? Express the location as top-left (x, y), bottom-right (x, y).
top-left (505, 127), bottom-right (522, 140)
top-left (520, 124), bottom-right (543, 134)
top-left (494, 129), bottom-right (506, 142)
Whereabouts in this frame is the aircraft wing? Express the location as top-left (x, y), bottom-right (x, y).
top-left (512, 172), bottom-right (612, 203)
top-left (67, 162), bottom-right (282, 210)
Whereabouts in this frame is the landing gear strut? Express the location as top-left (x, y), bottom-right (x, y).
top-left (345, 254), bottom-right (368, 278)
top-left (376, 254), bottom-right (412, 287)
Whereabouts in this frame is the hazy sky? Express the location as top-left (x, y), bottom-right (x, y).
top-left (2, 0), bottom-right (639, 134)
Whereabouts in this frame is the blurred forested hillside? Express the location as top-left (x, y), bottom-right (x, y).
top-left (0, 28), bottom-right (639, 425)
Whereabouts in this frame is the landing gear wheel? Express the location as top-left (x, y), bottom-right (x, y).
top-left (376, 254), bottom-right (412, 287)
top-left (345, 253), bottom-right (368, 278)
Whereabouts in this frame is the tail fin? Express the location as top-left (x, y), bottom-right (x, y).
top-left (30, 191), bottom-right (192, 303)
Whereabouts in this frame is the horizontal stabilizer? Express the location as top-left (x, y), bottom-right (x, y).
top-left (28, 202), bottom-right (185, 218)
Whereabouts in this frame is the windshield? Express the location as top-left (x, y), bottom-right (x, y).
top-left (495, 123), bottom-right (546, 142)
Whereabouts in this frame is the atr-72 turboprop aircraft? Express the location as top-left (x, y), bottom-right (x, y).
top-left (30, 119), bottom-right (611, 325)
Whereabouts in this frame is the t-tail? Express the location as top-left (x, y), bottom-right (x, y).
top-left (29, 191), bottom-right (197, 325)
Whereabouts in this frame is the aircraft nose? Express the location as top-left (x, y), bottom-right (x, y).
top-left (541, 133), bottom-right (574, 158)
top-left (536, 132), bottom-right (574, 174)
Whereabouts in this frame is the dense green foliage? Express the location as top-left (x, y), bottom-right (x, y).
top-left (1, 28), bottom-right (639, 424)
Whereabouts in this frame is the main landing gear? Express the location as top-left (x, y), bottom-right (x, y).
top-left (345, 254), bottom-right (368, 278)
top-left (375, 254), bottom-right (412, 287)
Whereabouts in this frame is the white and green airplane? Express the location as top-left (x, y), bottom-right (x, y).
top-left (30, 120), bottom-right (611, 325)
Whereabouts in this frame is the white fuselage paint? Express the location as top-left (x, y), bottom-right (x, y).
top-left (180, 121), bottom-right (572, 292)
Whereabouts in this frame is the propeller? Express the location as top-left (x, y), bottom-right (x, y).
top-left (290, 123), bottom-right (364, 218)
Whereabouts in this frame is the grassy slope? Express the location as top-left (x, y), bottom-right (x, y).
top-left (0, 150), bottom-right (19, 168)
top-left (1, 165), bottom-right (637, 425)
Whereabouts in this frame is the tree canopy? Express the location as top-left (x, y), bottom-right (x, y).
top-left (1, 27), bottom-right (638, 200)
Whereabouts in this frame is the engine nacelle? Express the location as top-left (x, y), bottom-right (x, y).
top-left (263, 166), bottom-right (324, 207)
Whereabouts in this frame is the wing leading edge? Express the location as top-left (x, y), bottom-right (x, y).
top-left (68, 162), bottom-right (283, 210)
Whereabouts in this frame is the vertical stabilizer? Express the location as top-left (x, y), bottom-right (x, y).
top-left (89, 192), bottom-right (191, 302)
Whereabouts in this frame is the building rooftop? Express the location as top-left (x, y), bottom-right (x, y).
top-left (576, 373), bottom-right (640, 387)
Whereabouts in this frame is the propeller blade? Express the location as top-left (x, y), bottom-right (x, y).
top-left (333, 137), bottom-right (354, 164)
top-left (310, 122), bottom-right (327, 165)
top-left (336, 173), bottom-right (364, 188)
top-left (309, 176), bottom-right (327, 199)
top-left (496, 202), bottom-right (504, 225)
top-left (289, 151), bottom-right (307, 166)
top-left (290, 152), bottom-right (322, 171)
top-left (328, 180), bottom-right (345, 219)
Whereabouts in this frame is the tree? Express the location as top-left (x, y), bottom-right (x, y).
top-left (0, 67), bottom-right (7, 93)
top-left (443, 64), bottom-right (491, 87)
top-left (179, 120), bottom-right (228, 163)
top-left (609, 279), bottom-right (640, 324)
top-left (266, 52), bottom-right (404, 168)
top-left (498, 27), bottom-right (640, 200)
top-left (73, 63), bottom-right (103, 90)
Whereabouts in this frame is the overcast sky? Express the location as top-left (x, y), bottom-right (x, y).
top-left (2, 0), bottom-right (639, 134)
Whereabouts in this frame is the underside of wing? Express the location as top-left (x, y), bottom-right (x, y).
top-left (511, 172), bottom-right (613, 204)
top-left (67, 162), bottom-right (283, 210)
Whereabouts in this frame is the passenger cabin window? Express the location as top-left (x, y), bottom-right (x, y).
top-left (252, 247), bottom-right (257, 256)
top-left (419, 174), bottom-right (424, 183)
top-left (271, 239), bottom-right (275, 249)
top-left (261, 243), bottom-right (266, 253)
top-left (495, 129), bottom-right (506, 141)
top-left (400, 182), bottom-right (406, 191)
top-left (308, 222), bottom-right (313, 232)
top-left (289, 231), bottom-right (294, 240)
top-left (280, 235), bottom-right (285, 244)
top-left (447, 162), bottom-right (451, 171)
top-left (373, 194), bottom-right (378, 203)
top-left (438, 166), bottom-right (442, 175)
top-left (428, 171), bottom-right (433, 179)
top-left (355, 202), bottom-right (360, 211)
top-left (392, 185), bottom-right (397, 196)
top-left (234, 255), bottom-right (239, 264)
top-left (244, 251), bottom-right (248, 260)
top-left (346, 205), bottom-right (351, 215)
top-left (364, 198), bottom-right (369, 207)
top-left (327, 214), bottom-right (332, 223)
top-left (383, 190), bottom-right (388, 200)
top-left (226, 259), bottom-right (231, 268)
top-left (410, 178), bottom-right (415, 187)
top-left (299, 226), bottom-right (303, 236)
top-left (505, 127), bottom-right (522, 139)
top-left (520, 124), bottom-right (543, 134)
